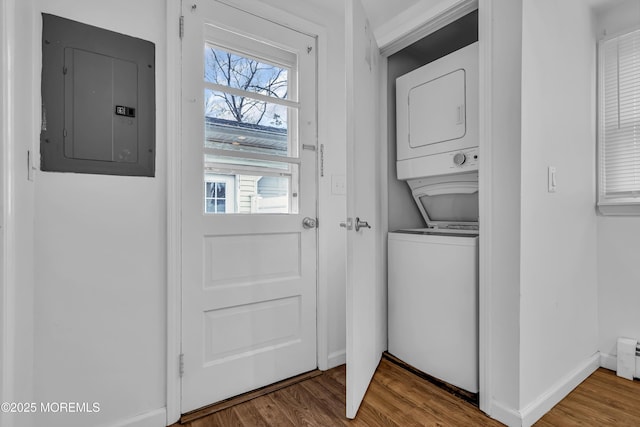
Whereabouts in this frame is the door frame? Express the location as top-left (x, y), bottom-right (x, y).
top-left (0, 1), bottom-right (16, 424)
top-left (167, 0), bottom-right (495, 423)
top-left (373, 0), bottom-right (493, 417)
top-left (165, 0), bottom-right (330, 423)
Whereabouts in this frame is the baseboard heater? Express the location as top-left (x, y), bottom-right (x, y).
top-left (616, 337), bottom-right (640, 380)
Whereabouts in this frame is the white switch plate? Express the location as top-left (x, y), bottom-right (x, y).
top-left (332, 175), bottom-right (346, 195)
top-left (548, 166), bottom-right (557, 193)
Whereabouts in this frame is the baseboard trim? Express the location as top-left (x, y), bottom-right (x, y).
top-left (103, 408), bottom-right (166, 427)
top-left (600, 352), bottom-right (617, 371)
top-left (520, 353), bottom-right (600, 427)
top-left (327, 349), bottom-right (346, 369)
top-left (489, 353), bottom-right (600, 427)
top-left (490, 400), bottom-right (523, 427)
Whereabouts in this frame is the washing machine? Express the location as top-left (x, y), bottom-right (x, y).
top-left (388, 228), bottom-right (478, 393)
top-left (387, 173), bottom-right (479, 394)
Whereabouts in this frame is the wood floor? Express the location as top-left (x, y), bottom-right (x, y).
top-left (175, 359), bottom-right (640, 426)
top-left (536, 368), bottom-right (640, 426)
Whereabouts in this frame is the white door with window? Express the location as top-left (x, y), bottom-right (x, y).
top-left (345, 0), bottom-right (386, 419)
top-left (181, 0), bottom-right (318, 413)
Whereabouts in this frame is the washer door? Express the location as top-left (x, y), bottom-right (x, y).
top-left (409, 178), bottom-right (479, 229)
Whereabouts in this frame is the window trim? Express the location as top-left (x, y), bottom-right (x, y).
top-left (597, 25), bottom-right (640, 216)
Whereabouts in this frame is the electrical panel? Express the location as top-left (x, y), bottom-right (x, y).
top-left (40, 14), bottom-right (155, 176)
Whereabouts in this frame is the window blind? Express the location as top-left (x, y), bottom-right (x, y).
top-left (598, 27), bottom-right (640, 214)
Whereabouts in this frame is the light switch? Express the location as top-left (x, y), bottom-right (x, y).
top-left (548, 166), bottom-right (557, 193)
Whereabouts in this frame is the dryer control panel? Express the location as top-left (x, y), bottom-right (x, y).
top-left (448, 147), bottom-right (479, 170)
top-left (398, 147), bottom-right (478, 180)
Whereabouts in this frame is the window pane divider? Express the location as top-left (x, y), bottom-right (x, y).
top-left (203, 147), bottom-right (301, 165)
top-left (205, 165), bottom-right (294, 179)
top-left (203, 81), bottom-right (300, 109)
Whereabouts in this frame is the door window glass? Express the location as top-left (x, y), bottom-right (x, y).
top-left (201, 31), bottom-right (301, 214)
top-left (205, 46), bottom-right (289, 99)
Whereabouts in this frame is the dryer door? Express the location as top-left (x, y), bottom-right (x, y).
top-left (408, 69), bottom-right (466, 148)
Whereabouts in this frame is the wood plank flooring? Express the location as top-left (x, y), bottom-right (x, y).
top-left (174, 359), bottom-right (640, 426)
top-left (180, 371), bottom-right (323, 424)
top-left (536, 367), bottom-right (640, 426)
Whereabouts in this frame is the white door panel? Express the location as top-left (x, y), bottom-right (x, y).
top-left (181, 0), bottom-right (317, 413)
top-left (345, 0), bottom-right (386, 419)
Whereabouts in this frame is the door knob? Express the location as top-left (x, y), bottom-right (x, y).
top-left (355, 217), bottom-right (371, 232)
top-left (302, 217), bottom-right (317, 229)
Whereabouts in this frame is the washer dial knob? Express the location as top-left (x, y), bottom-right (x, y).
top-left (453, 152), bottom-right (467, 166)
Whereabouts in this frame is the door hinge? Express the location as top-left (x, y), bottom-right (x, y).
top-left (179, 15), bottom-right (184, 39)
top-left (179, 353), bottom-right (184, 377)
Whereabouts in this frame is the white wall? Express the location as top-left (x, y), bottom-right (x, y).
top-left (519, 0), bottom-right (599, 413)
top-left (29, 1), bottom-right (167, 426)
top-left (386, 53), bottom-right (427, 231)
top-left (595, 0), bottom-right (640, 362)
top-left (483, 0), bottom-right (523, 417)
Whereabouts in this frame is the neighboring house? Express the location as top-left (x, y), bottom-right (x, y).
top-left (204, 117), bottom-right (290, 214)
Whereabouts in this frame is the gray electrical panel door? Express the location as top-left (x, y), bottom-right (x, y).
top-left (41, 14), bottom-right (155, 176)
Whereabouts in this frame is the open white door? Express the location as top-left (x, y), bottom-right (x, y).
top-left (345, 0), bottom-right (386, 419)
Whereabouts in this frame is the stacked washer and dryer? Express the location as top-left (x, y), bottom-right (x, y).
top-left (388, 42), bottom-right (480, 394)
